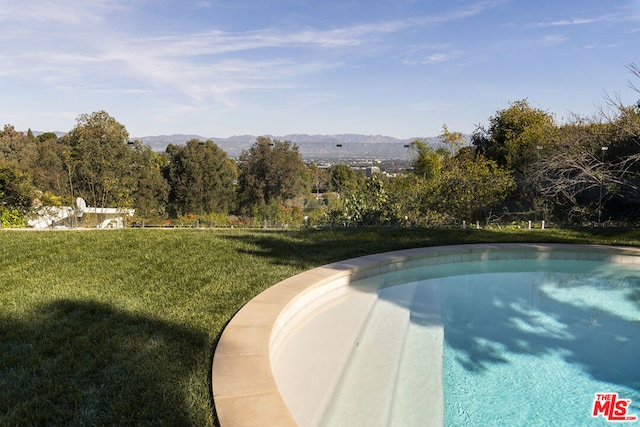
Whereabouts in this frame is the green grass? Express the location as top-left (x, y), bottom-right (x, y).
top-left (1, 227), bottom-right (640, 425)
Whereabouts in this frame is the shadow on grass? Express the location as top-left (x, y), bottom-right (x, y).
top-left (225, 227), bottom-right (640, 269)
top-left (0, 299), bottom-right (207, 426)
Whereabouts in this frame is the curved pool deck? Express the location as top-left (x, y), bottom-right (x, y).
top-left (211, 243), bottom-right (640, 426)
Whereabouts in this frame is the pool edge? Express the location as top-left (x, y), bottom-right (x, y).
top-left (211, 243), bottom-right (640, 426)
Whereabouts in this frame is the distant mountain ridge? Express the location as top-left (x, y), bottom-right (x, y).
top-left (28, 131), bottom-right (469, 160)
top-left (136, 133), bottom-right (449, 159)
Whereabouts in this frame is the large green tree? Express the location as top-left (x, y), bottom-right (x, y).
top-left (129, 142), bottom-right (170, 218)
top-left (472, 99), bottom-right (556, 173)
top-left (165, 139), bottom-right (236, 217)
top-left (0, 125), bottom-right (37, 170)
top-left (236, 137), bottom-right (309, 214)
top-left (340, 172), bottom-right (392, 225)
top-left (403, 126), bottom-right (516, 225)
top-left (471, 100), bottom-right (558, 216)
top-left (409, 138), bottom-right (447, 179)
top-left (434, 156), bottom-right (516, 222)
top-left (32, 135), bottom-right (68, 199)
top-left (61, 111), bottom-right (134, 208)
top-left (328, 164), bottom-right (362, 195)
top-left (0, 161), bottom-right (34, 221)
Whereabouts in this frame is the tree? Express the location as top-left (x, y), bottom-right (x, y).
top-left (0, 161), bottom-right (34, 223)
top-left (438, 124), bottom-right (466, 155)
top-left (534, 109), bottom-right (640, 222)
top-left (32, 136), bottom-right (68, 199)
top-left (530, 65), bottom-right (640, 222)
top-left (434, 156), bottom-right (516, 222)
top-left (36, 132), bottom-right (58, 143)
top-left (0, 125), bottom-right (37, 169)
top-left (236, 137), bottom-right (309, 214)
top-left (626, 62), bottom-right (640, 97)
top-left (328, 164), bottom-right (362, 195)
top-left (409, 138), bottom-right (447, 179)
top-left (386, 173), bottom-right (431, 226)
top-left (308, 162), bottom-right (329, 196)
top-left (165, 139), bottom-right (236, 217)
top-left (471, 100), bottom-right (558, 217)
top-left (333, 173), bottom-right (391, 226)
top-left (61, 111), bottom-right (133, 208)
top-left (472, 99), bottom-right (556, 173)
top-left (400, 125), bottom-right (515, 225)
top-left (130, 142), bottom-right (170, 218)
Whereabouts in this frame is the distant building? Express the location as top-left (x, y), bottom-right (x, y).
top-left (365, 166), bottom-right (380, 177)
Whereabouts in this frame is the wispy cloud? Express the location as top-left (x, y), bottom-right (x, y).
top-left (584, 42), bottom-right (623, 49)
top-left (11, 1), bottom-right (500, 103)
top-left (0, 0), bottom-right (509, 129)
top-left (422, 51), bottom-right (464, 64)
top-left (414, 0), bottom-right (510, 25)
top-left (0, 0), bottom-right (126, 25)
top-left (535, 34), bottom-right (568, 47)
top-left (527, 11), bottom-right (632, 29)
top-left (541, 18), bottom-right (600, 27)
top-left (118, 8), bottom-right (492, 99)
top-left (137, 6), bottom-right (497, 57)
top-left (137, 26), bottom-right (380, 56)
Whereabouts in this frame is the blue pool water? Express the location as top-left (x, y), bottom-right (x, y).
top-left (438, 261), bottom-right (640, 426)
top-left (272, 253), bottom-right (640, 426)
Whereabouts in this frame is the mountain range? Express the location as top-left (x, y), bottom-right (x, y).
top-left (137, 133), bottom-right (447, 160)
top-left (31, 131), bottom-right (468, 160)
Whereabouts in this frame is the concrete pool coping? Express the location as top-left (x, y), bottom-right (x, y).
top-left (211, 243), bottom-right (640, 426)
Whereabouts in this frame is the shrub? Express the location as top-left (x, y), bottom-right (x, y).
top-left (1, 209), bottom-right (27, 228)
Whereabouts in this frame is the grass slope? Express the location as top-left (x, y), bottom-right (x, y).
top-left (1, 228), bottom-right (639, 425)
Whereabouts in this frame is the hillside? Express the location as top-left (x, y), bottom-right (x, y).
top-left (137, 133), bottom-right (449, 159)
top-left (28, 131), bottom-right (468, 160)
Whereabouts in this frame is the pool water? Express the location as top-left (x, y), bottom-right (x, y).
top-left (273, 257), bottom-right (640, 426)
top-left (440, 262), bottom-right (640, 426)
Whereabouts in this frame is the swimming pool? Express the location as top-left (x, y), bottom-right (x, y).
top-left (212, 244), bottom-right (640, 426)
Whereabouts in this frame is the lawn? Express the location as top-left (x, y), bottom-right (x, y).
top-left (1, 227), bottom-right (640, 426)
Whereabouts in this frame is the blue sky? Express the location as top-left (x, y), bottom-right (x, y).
top-left (1, 0), bottom-right (639, 139)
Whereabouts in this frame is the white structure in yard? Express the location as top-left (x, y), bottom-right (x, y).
top-left (28, 197), bottom-right (135, 229)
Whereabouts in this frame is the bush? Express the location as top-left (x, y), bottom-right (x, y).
top-left (1, 209), bottom-right (27, 228)
top-left (254, 201), bottom-right (305, 228)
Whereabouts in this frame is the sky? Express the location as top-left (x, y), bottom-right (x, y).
top-left (1, 0), bottom-right (639, 139)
